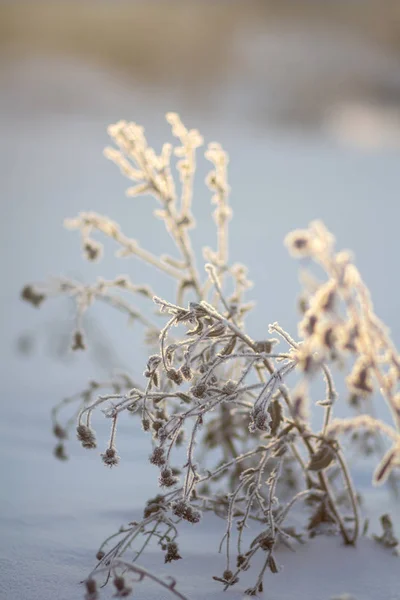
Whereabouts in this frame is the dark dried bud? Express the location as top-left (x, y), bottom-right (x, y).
top-left (237, 554), bottom-right (249, 570)
top-left (71, 330), bottom-right (86, 351)
top-left (223, 570), bottom-right (234, 581)
top-left (164, 541), bottom-right (182, 563)
top-left (152, 419), bottom-right (164, 433)
top-left (150, 446), bottom-right (166, 466)
top-left (222, 380), bottom-right (237, 395)
top-left (21, 285), bottom-right (46, 308)
top-left (53, 424), bottom-right (67, 440)
top-left (259, 535), bottom-right (274, 551)
top-left (191, 382), bottom-right (207, 398)
top-left (175, 430), bottom-right (185, 446)
top-left (113, 575), bottom-right (132, 597)
top-left (142, 418), bottom-right (150, 431)
top-left (85, 578), bottom-right (98, 600)
top-left (146, 355), bottom-right (162, 371)
top-left (172, 500), bottom-right (201, 524)
top-left (83, 240), bottom-right (102, 262)
top-left (253, 411), bottom-right (270, 432)
top-left (96, 550), bottom-right (105, 561)
top-left (254, 340), bottom-right (275, 354)
top-left (159, 467), bottom-right (179, 488)
top-left (101, 446), bottom-right (120, 467)
top-left (76, 424), bottom-right (97, 449)
top-left (301, 313), bottom-right (318, 337)
top-left (348, 363), bottom-right (373, 395)
top-left (53, 443), bottom-right (68, 461)
top-left (113, 576), bottom-right (125, 591)
top-left (166, 368), bottom-right (183, 386)
top-left (320, 325), bottom-right (336, 349)
top-left (180, 364), bottom-right (192, 381)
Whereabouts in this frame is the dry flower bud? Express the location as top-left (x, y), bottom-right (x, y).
top-left (284, 229), bottom-right (314, 258)
top-left (76, 424), bottom-right (97, 449)
top-left (71, 330), bottom-right (86, 351)
top-left (53, 443), bottom-right (68, 461)
top-left (21, 285), bottom-right (46, 308)
top-left (191, 382), bottom-right (207, 398)
top-left (180, 364), bottom-right (192, 381)
top-left (83, 239), bottom-right (102, 262)
top-left (150, 446), bottom-right (166, 467)
top-left (113, 575), bottom-right (132, 597)
top-left (53, 424), bottom-right (67, 440)
top-left (172, 500), bottom-right (201, 524)
top-left (101, 446), bottom-right (120, 467)
top-left (164, 542), bottom-right (182, 563)
top-left (166, 368), bottom-right (183, 385)
top-left (85, 578), bottom-right (98, 600)
top-left (159, 467), bottom-right (179, 488)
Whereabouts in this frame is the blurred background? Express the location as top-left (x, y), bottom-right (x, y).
top-left (1, 2), bottom-right (400, 598)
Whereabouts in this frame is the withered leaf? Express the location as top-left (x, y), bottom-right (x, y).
top-left (307, 444), bottom-right (335, 471)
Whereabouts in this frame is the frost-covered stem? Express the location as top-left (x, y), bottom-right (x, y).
top-left (163, 200), bottom-right (202, 299)
top-left (183, 417), bottom-right (202, 500)
top-left (94, 560), bottom-right (191, 600)
top-left (318, 469), bottom-right (351, 544)
top-left (334, 447), bottom-right (360, 544)
top-left (321, 364), bottom-right (337, 435)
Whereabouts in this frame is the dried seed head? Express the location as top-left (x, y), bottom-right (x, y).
top-left (284, 229), bottom-right (314, 258)
top-left (142, 418), bottom-right (150, 431)
top-left (191, 382), bottom-right (207, 398)
top-left (164, 542), bottom-right (182, 563)
top-left (259, 535), bottom-right (274, 551)
top-left (53, 443), bottom-right (68, 461)
top-left (53, 424), bottom-right (67, 440)
top-left (237, 554), bottom-right (249, 570)
top-left (96, 550), bottom-right (105, 561)
top-left (85, 578), bottom-right (98, 600)
top-left (166, 368), bottom-right (183, 386)
top-left (113, 575), bottom-right (132, 597)
top-left (159, 467), bottom-right (179, 488)
top-left (254, 339), bottom-right (275, 353)
top-left (83, 239), bottom-right (102, 262)
top-left (76, 424), bottom-right (97, 449)
top-left (347, 359), bottom-right (373, 396)
top-left (146, 355), bottom-right (162, 371)
top-left (21, 285), bottom-right (46, 308)
top-left (180, 364), bottom-right (192, 381)
top-left (71, 330), bottom-right (86, 351)
top-left (152, 419), bottom-right (164, 433)
top-left (299, 312), bottom-right (318, 338)
top-left (150, 446), bottom-right (166, 466)
top-left (171, 500), bottom-right (201, 524)
top-left (222, 380), bottom-right (237, 395)
top-left (318, 324), bottom-right (336, 350)
top-left (101, 446), bottom-right (120, 467)
top-left (254, 411), bottom-right (271, 432)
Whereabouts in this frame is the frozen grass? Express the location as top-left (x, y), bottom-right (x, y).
top-left (22, 113), bottom-right (399, 599)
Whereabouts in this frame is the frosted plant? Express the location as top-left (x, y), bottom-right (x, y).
top-left (22, 113), bottom-right (400, 598)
